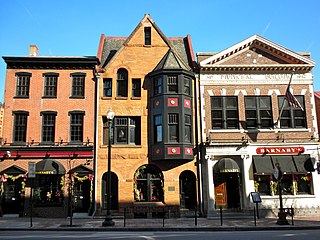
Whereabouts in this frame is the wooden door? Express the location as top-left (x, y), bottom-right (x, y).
top-left (214, 182), bottom-right (227, 207)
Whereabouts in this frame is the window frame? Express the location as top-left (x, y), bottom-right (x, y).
top-left (211, 96), bottom-right (239, 129)
top-left (116, 68), bottom-right (128, 97)
top-left (154, 76), bottom-right (162, 95)
top-left (245, 96), bottom-right (273, 129)
top-left (69, 111), bottom-right (85, 143)
top-left (168, 113), bottom-right (179, 142)
top-left (43, 73), bottom-right (58, 98)
top-left (132, 78), bottom-right (141, 98)
top-left (12, 111), bottom-right (29, 144)
top-left (15, 72), bottom-right (31, 98)
top-left (41, 111), bottom-right (57, 144)
top-left (103, 78), bottom-right (112, 97)
top-left (70, 73), bottom-right (85, 98)
top-left (154, 115), bottom-right (163, 143)
top-left (278, 95), bottom-right (306, 128)
top-left (168, 75), bottom-right (178, 93)
top-left (144, 27), bottom-right (151, 45)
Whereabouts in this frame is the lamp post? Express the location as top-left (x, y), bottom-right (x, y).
top-left (274, 162), bottom-right (289, 225)
top-left (102, 109), bottom-right (115, 226)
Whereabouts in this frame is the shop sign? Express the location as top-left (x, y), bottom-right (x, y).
top-left (35, 171), bottom-right (55, 174)
top-left (256, 146), bottom-right (304, 155)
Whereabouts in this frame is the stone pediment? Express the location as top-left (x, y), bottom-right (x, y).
top-left (200, 34), bottom-right (315, 71)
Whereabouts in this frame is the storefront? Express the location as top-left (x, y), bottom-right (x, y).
top-left (204, 143), bottom-right (320, 217)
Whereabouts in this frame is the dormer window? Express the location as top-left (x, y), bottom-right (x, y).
top-left (144, 27), bottom-right (151, 45)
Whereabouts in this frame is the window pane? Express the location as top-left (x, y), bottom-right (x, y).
top-left (70, 113), bottom-right (83, 142)
top-left (44, 75), bottom-right (58, 97)
top-left (14, 114), bottom-right (28, 143)
top-left (103, 78), bottom-right (112, 97)
top-left (116, 126), bottom-right (127, 143)
top-left (16, 74), bottom-right (30, 97)
top-left (226, 97), bottom-right (237, 108)
top-left (144, 27), bottom-right (151, 45)
top-left (42, 114), bottom-right (55, 143)
top-left (245, 97), bottom-right (256, 108)
top-left (168, 76), bottom-right (178, 93)
top-left (132, 78), bottom-right (141, 97)
top-left (117, 69), bottom-right (128, 97)
top-left (71, 75), bottom-right (85, 97)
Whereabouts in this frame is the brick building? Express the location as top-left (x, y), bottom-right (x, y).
top-left (0, 46), bottom-right (99, 217)
top-left (198, 35), bottom-right (320, 217)
top-left (95, 14), bottom-right (198, 216)
top-left (0, 102), bottom-right (4, 144)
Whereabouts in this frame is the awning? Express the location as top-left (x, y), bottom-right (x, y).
top-left (36, 158), bottom-right (66, 175)
top-left (0, 165), bottom-right (27, 175)
top-left (293, 155), bottom-right (315, 173)
top-left (271, 156), bottom-right (296, 173)
top-left (253, 156), bottom-right (274, 174)
top-left (214, 158), bottom-right (240, 173)
top-left (69, 164), bottom-right (93, 176)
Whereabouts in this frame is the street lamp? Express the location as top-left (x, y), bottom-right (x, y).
top-left (102, 109), bottom-right (115, 226)
top-left (274, 162), bottom-right (289, 225)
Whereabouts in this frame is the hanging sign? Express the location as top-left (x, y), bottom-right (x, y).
top-left (28, 162), bottom-right (36, 178)
top-left (256, 146), bottom-right (304, 155)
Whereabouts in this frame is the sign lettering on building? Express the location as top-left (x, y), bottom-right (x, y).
top-left (256, 147), bottom-right (305, 155)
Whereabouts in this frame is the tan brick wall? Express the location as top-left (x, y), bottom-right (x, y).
top-left (96, 19), bottom-right (198, 212)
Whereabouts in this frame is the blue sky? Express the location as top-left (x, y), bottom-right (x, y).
top-left (0, 0), bottom-right (319, 102)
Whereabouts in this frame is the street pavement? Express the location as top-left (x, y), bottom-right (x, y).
top-left (0, 214), bottom-right (320, 231)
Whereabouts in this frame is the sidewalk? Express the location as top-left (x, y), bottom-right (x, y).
top-left (1, 215), bottom-right (320, 231)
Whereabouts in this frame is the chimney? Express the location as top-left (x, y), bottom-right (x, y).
top-left (29, 45), bottom-right (38, 56)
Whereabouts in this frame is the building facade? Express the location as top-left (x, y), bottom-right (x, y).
top-left (0, 46), bottom-right (99, 217)
top-left (95, 14), bottom-right (198, 216)
top-left (0, 102), bottom-right (4, 144)
top-left (198, 35), bottom-right (320, 217)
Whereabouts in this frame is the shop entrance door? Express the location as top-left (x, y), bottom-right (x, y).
top-left (214, 173), bottom-right (240, 209)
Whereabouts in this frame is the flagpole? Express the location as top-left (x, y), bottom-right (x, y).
top-left (275, 69), bottom-right (295, 128)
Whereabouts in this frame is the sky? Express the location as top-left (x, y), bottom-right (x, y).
top-left (0, 0), bottom-right (319, 103)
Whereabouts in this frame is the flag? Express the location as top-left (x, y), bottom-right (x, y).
top-left (285, 88), bottom-right (304, 111)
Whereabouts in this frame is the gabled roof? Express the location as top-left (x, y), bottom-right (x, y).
top-left (97, 14), bottom-right (195, 70)
top-left (200, 34), bottom-right (315, 71)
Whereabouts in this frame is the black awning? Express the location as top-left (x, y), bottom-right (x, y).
top-left (69, 164), bottom-right (93, 176)
top-left (253, 156), bottom-right (274, 174)
top-left (36, 158), bottom-right (66, 175)
top-left (214, 158), bottom-right (240, 173)
top-left (271, 156), bottom-right (297, 173)
top-left (0, 165), bottom-right (27, 175)
top-left (294, 155), bottom-right (315, 173)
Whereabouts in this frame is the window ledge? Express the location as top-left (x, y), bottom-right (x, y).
top-left (115, 97), bottom-right (128, 100)
top-left (208, 128), bottom-right (311, 133)
top-left (100, 144), bottom-right (142, 148)
top-left (131, 97), bottom-right (141, 100)
top-left (101, 97), bottom-right (112, 100)
top-left (260, 194), bottom-right (315, 199)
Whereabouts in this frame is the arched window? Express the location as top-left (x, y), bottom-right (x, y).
top-left (116, 68), bottom-right (128, 97)
top-left (134, 164), bottom-right (164, 202)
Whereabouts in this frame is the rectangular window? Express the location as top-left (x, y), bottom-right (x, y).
top-left (15, 73), bottom-right (31, 97)
top-left (116, 69), bottom-right (128, 97)
top-left (43, 74), bottom-right (58, 97)
top-left (144, 27), bottom-right (151, 45)
top-left (168, 113), bottom-right (179, 142)
top-left (278, 96), bottom-right (306, 128)
top-left (41, 113), bottom-right (56, 143)
top-left (168, 76), bottom-right (178, 93)
top-left (154, 76), bottom-right (162, 95)
top-left (13, 112), bottom-right (28, 144)
top-left (103, 78), bottom-right (112, 97)
top-left (154, 115), bottom-right (162, 143)
top-left (70, 112), bottom-right (84, 143)
top-left (132, 78), bottom-right (141, 97)
top-left (106, 116), bottom-right (141, 145)
top-left (211, 96), bottom-right (239, 129)
top-left (245, 96), bottom-right (272, 129)
top-left (184, 77), bottom-right (191, 95)
top-left (71, 73), bottom-right (85, 97)
top-left (184, 115), bottom-right (192, 143)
